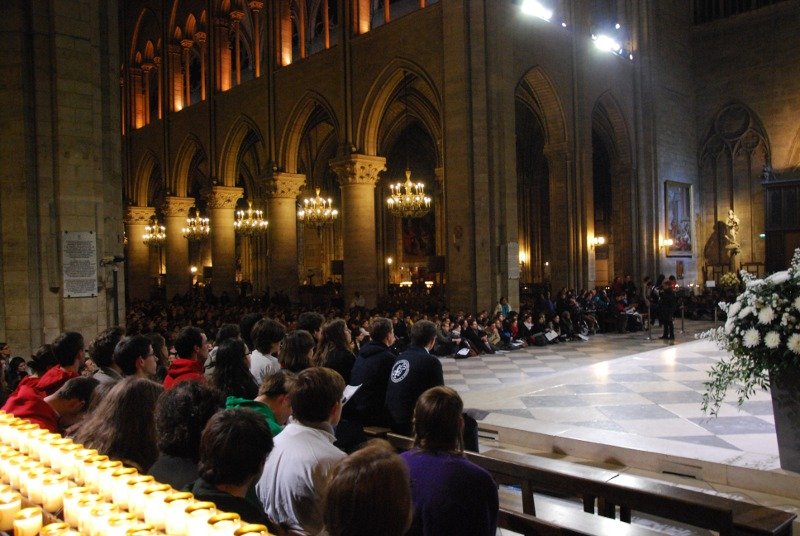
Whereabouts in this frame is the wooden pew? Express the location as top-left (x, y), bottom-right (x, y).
top-left (498, 505), bottom-right (666, 536)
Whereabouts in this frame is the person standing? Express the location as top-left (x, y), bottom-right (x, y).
top-left (660, 278), bottom-right (677, 340)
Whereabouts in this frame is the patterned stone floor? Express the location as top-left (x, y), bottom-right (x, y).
top-left (441, 320), bottom-right (780, 458)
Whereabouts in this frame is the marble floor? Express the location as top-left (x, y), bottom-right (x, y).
top-left (440, 321), bottom-right (800, 533)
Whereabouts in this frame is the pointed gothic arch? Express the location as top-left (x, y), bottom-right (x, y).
top-left (129, 8), bottom-right (161, 65)
top-left (279, 91), bottom-right (341, 174)
top-left (516, 66), bottom-right (567, 146)
top-left (172, 134), bottom-right (208, 197)
top-left (218, 115), bottom-right (267, 187)
top-left (357, 59), bottom-right (442, 159)
top-left (131, 151), bottom-right (161, 207)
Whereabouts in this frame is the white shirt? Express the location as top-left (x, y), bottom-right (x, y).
top-left (256, 421), bottom-right (345, 534)
top-left (249, 349), bottom-right (281, 385)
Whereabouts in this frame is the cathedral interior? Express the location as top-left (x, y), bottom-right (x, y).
top-left (1, 0), bottom-right (799, 354)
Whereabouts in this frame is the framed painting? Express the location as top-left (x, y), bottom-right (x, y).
top-left (664, 181), bottom-right (693, 257)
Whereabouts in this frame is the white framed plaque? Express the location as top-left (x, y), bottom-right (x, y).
top-left (62, 231), bottom-right (98, 298)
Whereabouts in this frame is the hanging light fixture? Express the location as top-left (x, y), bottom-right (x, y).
top-left (297, 188), bottom-right (339, 228)
top-left (181, 207), bottom-right (211, 242)
top-left (385, 71), bottom-right (432, 219)
top-left (234, 200), bottom-right (268, 236)
top-left (142, 216), bottom-right (166, 247)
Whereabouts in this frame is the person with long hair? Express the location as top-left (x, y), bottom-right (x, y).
top-left (210, 338), bottom-right (258, 399)
top-left (279, 330), bottom-right (315, 373)
top-left (313, 319), bottom-right (356, 383)
top-left (400, 386), bottom-right (498, 536)
top-left (324, 439), bottom-right (412, 536)
top-left (74, 376), bottom-right (164, 472)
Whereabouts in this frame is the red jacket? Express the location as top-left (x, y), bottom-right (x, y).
top-left (13, 366), bottom-right (78, 398)
top-left (1, 384), bottom-right (59, 433)
top-left (163, 358), bottom-right (205, 390)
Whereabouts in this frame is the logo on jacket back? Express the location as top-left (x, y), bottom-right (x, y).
top-left (390, 360), bottom-right (410, 383)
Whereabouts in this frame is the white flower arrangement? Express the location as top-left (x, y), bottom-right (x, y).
top-left (699, 248), bottom-right (800, 415)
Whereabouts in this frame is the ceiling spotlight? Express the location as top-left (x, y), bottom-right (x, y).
top-left (561, 21), bottom-right (567, 27)
top-left (615, 23), bottom-right (621, 29)
top-left (592, 33), bottom-right (622, 54)
top-left (521, 0), bottom-right (552, 21)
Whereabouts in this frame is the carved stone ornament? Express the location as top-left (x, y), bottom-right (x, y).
top-left (206, 186), bottom-right (243, 209)
top-left (266, 172), bottom-right (306, 199)
top-left (330, 154), bottom-right (387, 187)
top-left (162, 196), bottom-right (196, 217)
top-left (124, 206), bottom-right (156, 226)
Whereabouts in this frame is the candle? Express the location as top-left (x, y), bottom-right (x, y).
top-left (61, 487), bottom-right (90, 528)
top-left (24, 466), bottom-right (52, 504)
top-left (71, 493), bottom-right (101, 531)
top-left (207, 512), bottom-right (242, 536)
top-left (85, 503), bottom-right (120, 536)
top-left (81, 454), bottom-right (110, 490)
top-left (125, 523), bottom-right (161, 535)
top-left (108, 467), bottom-right (138, 508)
top-left (16, 424), bottom-right (39, 454)
top-left (163, 491), bottom-right (194, 535)
top-left (53, 444), bottom-right (82, 477)
top-left (142, 483), bottom-right (172, 530)
top-left (11, 460), bottom-right (39, 492)
top-left (42, 437), bottom-right (73, 467)
top-left (234, 524), bottom-right (270, 536)
top-left (40, 522), bottom-right (72, 535)
top-left (0, 491), bottom-right (21, 531)
top-left (25, 429), bottom-right (50, 458)
top-left (185, 501), bottom-right (216, 535)
top-left (96, 460), bottom-right (123, 499)
top-left (40, 474), bottom-right (69, 513)
top-left (104, 513), bottom-right (138, 536)
top-left (12, 506), bottom-right (42, 536)
top-left (125, 475), bottom-right (155, 517)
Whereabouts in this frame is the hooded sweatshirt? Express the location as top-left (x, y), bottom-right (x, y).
top-left (163, 358), bottom-right (204, 389)
top-left (16, 366), bottom-right (78, 396)
top-left (2, 384), bottom-right (59, 432)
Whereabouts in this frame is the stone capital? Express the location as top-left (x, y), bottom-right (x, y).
top-left (140, 62), bottom-right (154, 72)
top-left (248, 1), bottom-right (264, 12)
top-left (194, 32), bottom-right (207, 45)
top-left (206, 186), bottom-right (243, 209)
top-left (124, 206), bottom-right (156, 226)
top-left (266, 172), bottom-right (306, 199)
top-left (181, 39), bottom-right (194, 50)
top-left (230, 10), bottom-right (245, 23)
top-left (330, 154), bottom-right (386, 188)
top-left (162, 196), bottom-right (196, 218)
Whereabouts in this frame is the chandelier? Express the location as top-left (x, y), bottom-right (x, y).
top-left (181, 208), bottom-right (210, 242)
top-left (142, 217), bottom-right (166, 248)
top-left (297, 188), bottom-right (339, 228)
top-left (234, 201), bottom-right (268, 236)
top-left (386, 168), bottom-right (431, 218)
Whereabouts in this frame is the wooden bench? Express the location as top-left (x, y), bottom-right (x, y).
top-left (385, 434), bottom-right (794, 536)
top-left (498, 505), bottom-right (666, 536)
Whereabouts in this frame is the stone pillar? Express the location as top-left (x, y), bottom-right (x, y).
top-left (248, 2), bottom-right (263, 77)
top-left (230, 11), bottom-right (244, 85)
top-left (434, 166), bottom-right (445, 256)
top-left (168, 44), bottom-right (183, 111)
top-left (140, 63), bottom-right (153, 125)
top-left (207, 186), bottom-right (243, 298)
top-left (152, 56), bottom-right (162, 119)
top-left (194, 34), bottom-right (206, 101)
top-left (266, 172), bottom-right (306, 299)
top-left (330, 154), bottom-right (386, 308)
top-left (163, 196), bottom-right (195, 299)
top-left (125, 206), bottom-right (155, 301)
top-left (213, 18), bottom-right (231, 91)
top-left (129, 67), bottom-right (143, 128)
top-left (181, 39), bottom-right (193, 106)
top-left (544, 143), bottom-right (576, 291)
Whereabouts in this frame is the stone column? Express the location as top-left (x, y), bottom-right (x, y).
top-left (125, 206), bottom-right (155, 301)
top-left (163, 196), bottom-right (195, 299)
top-left (207, 186), bottom-right (243, 298)
top-left (434, 166), bottom-right (445, 256)
top-left (194, 34), bottom-right (206, 101)
top-left (544, 143), bottom-right (576, 291)
top-left (330, 154), bottom-right (386, 308)
top-left (247, 2), bottom-right (264, 77)
top-left (266, 172), bottom-right (306, 299)
top-left (181, 39), bottom-right (193, 106)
